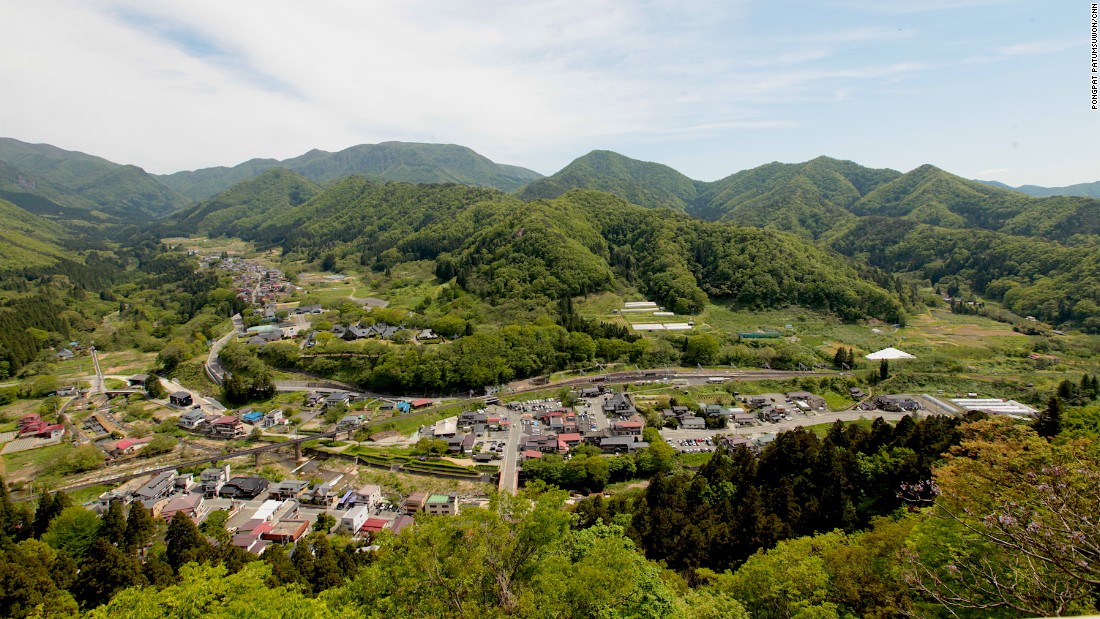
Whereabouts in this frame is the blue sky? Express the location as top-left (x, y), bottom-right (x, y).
top-left (0, 0), bottom-right (1095, 186)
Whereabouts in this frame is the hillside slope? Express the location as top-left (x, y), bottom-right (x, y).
top-left (173, 168), bottom-right (321, 236)
top-left (0, 137), bottom-right (190, 219)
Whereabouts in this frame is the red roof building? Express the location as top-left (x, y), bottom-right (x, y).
top-left (260, 520), bottom-right (309, 544)
top-left (410, 398), bottom-right (433, 408)
top-left (523, 449), bottom-right (543, 460)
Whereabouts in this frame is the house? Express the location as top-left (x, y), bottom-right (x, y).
top-left (324, 392), bottom-right (352, 410)
top-left (720, 436), bottom-right (756, 451)
top-left (416, 329), bottom-right (439, 341)
top-left (524, 435), bottom-right (558, 453)
top-left (390, 514), bottom-right (415, 535)
top-left (432, 417), bottom-right (458, 438)
top-left (259, 409), bottom-right (286, 429)
top-left (849, 388), bottom-right (865, 399)
top-left (733, 412), bottom-right (757, 427)
top-left (360, 517), bottom-right (391, 537)
top-left (410, 398), bottom-right (433, 409)
top-left (169, 391), bottom-right (194, 408)
top-left (241, 410), bottom-right (265, 424)
top-left (702, 404), bottom-right (730, 418)
top-left (200, 466), bottom-right (230, 496)
top-left (610, 420), bottom-right (643, 436)
top-left (231, 532), bottom-right (268, 556)
top-left (403, 491), bottom-right (428, 515)
top-left (306, 392), bottom-right (325, 407)
top-left (17, 413), bottom-right (40, 430)
top-left (342, 505), bottom-right (372, 533)
top-left (252, 499), bottom-right (298, 524)
top-left (261, 520), bottom-right (309, 544)
top-left (127, 374), bottom-right (150, 387)
top-left (110, 436), bottom-right (153, 456)
top-left (446, 433), bottom-right (475, 454)
top-left (269, 480), bottom-right (310, 500)
top-left (56, 349), bottom-right (75, 360)
top-left (337, 414), bottom-right (364, 430)
top-left (160, 494), bottom-right (209, 523)
top-left (579, 387), bottom-right (601, 398)
top-left (873, 395), bottom-right (922, 412)
top-left (209, 416), bottom-right (245, 438)
top-left (787, 392), bottom-right (827, 410)
top-left (556, 432), bottom-right (584, 453)
top-left (219, 476), bottom-right (269, 499)
top-left (602, 393), bottom-right (637, 417)
top-left (523, 449), bottom-right (543, 460)
top-left (178, 407), bottom-right (207, 430)
top-left (599, 436), bottom-right (650, 454)
top-left (354, 484), bottom-right (382, 509)
top-left (680, 416), bottom-right (706, 430)
top-left (18, 421), bottom-right (65, 440)
top-left (304, 482), bottom-right (339, 508)
top-left (425, 493), bottom-right (459, 516)
top-left (134, 470), bottom-right (178, 507)
top-left (472, 453), bottom-right (495, 463)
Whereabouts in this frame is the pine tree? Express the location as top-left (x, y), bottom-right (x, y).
top-left (879, 359), bottom-right (889, 381)
top-left (165, 511), bottom-right (211, 571)
top-left (122, 504), bottom-right (156, 556)
top-left (32, 491), bottom-right (70, 538)
top-left (1033, 396), bottom-right (1063, 438)
top-left (846, 348), bottom-right (856, 368)
top-left (98, 501), bottom-right (126, 547)
top-left (73, 538), bottom-right (146, 609)
top-left (833, 348), bottom-right (847, 368)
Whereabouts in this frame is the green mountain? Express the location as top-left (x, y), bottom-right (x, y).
top-left (849, 164), bottom-right (1035, 229)
top-left (0, 198), bottom-right (72, 271)
top-left (830, 217), bottom-right (1100, 332)
top-left (976, 178), bottom-right (1100, 199)
top-left (158, 142), bottom-right (544, 200)
top-left (516, 152), bottom-right (900, 238)
top-left (516, 150), bottom-right (702, 212)
top-left (0, 159), bottom-right (115, 224)
top-left (173, 168), bottom-right (321, 236)
top-left (0, 137), bottom-right (190, 219)
top-left (230, 177), bottom-right (905, 322)
top-left (697, 156), bottom-right (900, 237)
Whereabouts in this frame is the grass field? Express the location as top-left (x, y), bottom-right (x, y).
top-left (804, 418), bottom-right (877, 438)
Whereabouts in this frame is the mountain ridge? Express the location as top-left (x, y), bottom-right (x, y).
top-left (158, 141), bottom-right (545, 200)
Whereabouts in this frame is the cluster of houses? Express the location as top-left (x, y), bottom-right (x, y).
top-left (206, 256), bottom-right (298, 306)
top-left (176, 406), bottom-right (287, 437)
top-left (14, 413), bottom-right (66, 441)
top-left (94, 463), bottom-right (463, 557)
top-left (660, 402), bottom-right (755, 429)
top-left (745, 391), bottom-right (829, 423)
top-left (330, 322), bottom-right (438, 342)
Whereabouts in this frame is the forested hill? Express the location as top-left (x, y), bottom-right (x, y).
top-left (516, 149), bottom-right (703, 212)
top-left (976, 178), bottom-right (1100, 198)
top-left (171, 168), bottom-right (321, 236)
top-left (0, 198), bottom-right (72, 271)
top-left (157, 141), bottom-right (544, 200)
top-left (0, 138), bottom-right (189, 220)
top-left (220, 177), bottom-right (907, 322)
top-left (518, 150), bottom-right (1100, 244)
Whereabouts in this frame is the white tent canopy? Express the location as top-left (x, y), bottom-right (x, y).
top-left (865, 347), bottom-right (916, 360)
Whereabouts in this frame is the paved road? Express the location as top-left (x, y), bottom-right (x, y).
top-left (205, 314), bottom-right (243, 385)
top-left (497, 407), bottom-right (523, 495)
top-left (89, 347), bottom-right (104, 394)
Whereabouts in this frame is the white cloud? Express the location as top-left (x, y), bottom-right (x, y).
top-left (0, 0), bottom-right (1090, 186)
